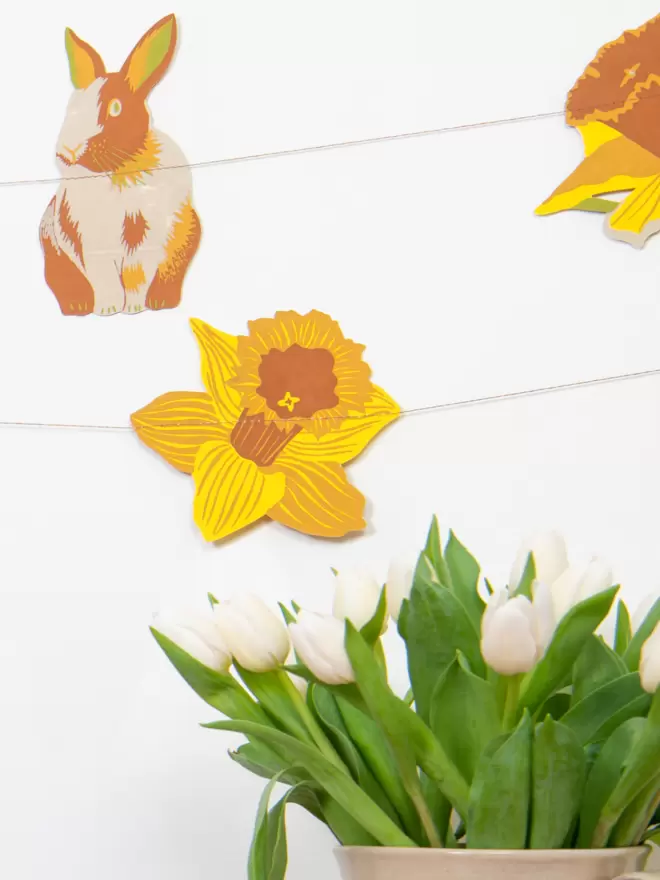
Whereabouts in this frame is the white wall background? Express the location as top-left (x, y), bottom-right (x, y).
top-left (2, 1), bottom-right (660, 877)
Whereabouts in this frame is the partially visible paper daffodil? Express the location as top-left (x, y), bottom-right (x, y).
top-left (536, 13), bottom-right (660, 248)
top-left (131, 311), bottom-right (400, 542)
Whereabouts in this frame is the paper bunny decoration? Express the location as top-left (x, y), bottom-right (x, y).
top-left (39, 14), bottom-right (201, 316)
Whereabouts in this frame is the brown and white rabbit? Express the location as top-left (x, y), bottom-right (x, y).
top-left (40, 14), bottom-right (201, 316)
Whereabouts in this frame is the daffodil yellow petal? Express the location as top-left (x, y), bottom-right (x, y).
top-left (190, 318), bottom-right (242, 423)
top-left (579, 121), bottom-right (621, 157)
top-left (267, 460), bottom-right (365, 538)
top-left (606, 174), bottom-right (660, 246)
top-left (193, 441), bottom-right (286, 542)
top-left (535, 134), bottom-right (660, 215)
top-left (131, 392), bottom-right (227, 474)
top-left (284, 385), bottom-right (400, 465)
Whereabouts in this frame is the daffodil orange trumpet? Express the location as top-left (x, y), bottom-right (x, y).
top-left (131, 310), bottom-right (401, 542)
top-left (536, 12), bottom-right (660, 248)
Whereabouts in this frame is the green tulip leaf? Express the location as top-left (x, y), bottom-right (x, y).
top-left (610, 771), bottom-right (660, 847)
top-left (593, 693), bottom-right (660, 846)
top-left (203, 718), bottom-right (416, 848)
top-left (444, 531), bottom-right (485, 630)
top-left (278, 603), bottom-right (296, 626)
top-left (512, 552), bottom-right (536, 600)
top-left (345, 621), bottom-right (466, 844)
top-left (420, 772), bottom-right (452, 846)
top-left (248, 774), bottom-right (284, 880)
top-left (467, 712), bottom-right (532, 848)
top-left (614, 600), bottom-right (632, 656)
top-left (562, 673), bottom-right (649, 746)
top-left (537, 692), bottom-right (571, 720)
top-left (309, 685), bottom-right (400, 827)
top-left (429, 656), bottom-right (500, 784)
top-left (572, 635), bottom-right (627, 705)
top-left (360, 587), bottom-right (388, 646)
top-left (405, 568), bottom-right (485, 723)
top-left (235, 666), bottom-right (312, 743)
top-left (336, 694), bottom-right (422, 842)
top-left (319, 795), bottom-right (379, 846)
top-left (228, 742), bottom-right (303, 786)
top-left (529, 718), bottom-right (586, 848)
top-left (624, 598), bottom-right (660, 671)
top-left (150, 629), bottom-right (269, 725)
top-left (577, 717), bottom-right (645, 847)
top-left (418, 515), bottom-right (450, 586)
top-left (519, 586), bottom-right (619, 716)
top-left (249, 777), bottom-right (331, 880)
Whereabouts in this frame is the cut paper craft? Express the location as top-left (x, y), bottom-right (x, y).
top-left (131, 311), bottom-right (401, 542)
top-left (536, 13), bottom-right (660, 248)
top-left (39, 14), bottom-right (201, 316)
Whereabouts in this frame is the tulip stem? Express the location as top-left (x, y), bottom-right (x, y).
top-left (502, 674), bottom-right (522, 730)
top-left (277, 671), bottom-right (348, 774)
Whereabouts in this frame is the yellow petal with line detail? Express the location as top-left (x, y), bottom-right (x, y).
top-left (606, 174), bottom-right (660, 247)
top-left (535, 128), bottom-right (660, 218)
top-left (190, 318), bottom-right (242, 423)
top-left (131, 391), bottom-right (227, 474)
top-left (193, 441), bottom-right (286, 542)
top-left (285, 384), bottom-right (400, 465)
top-left (267, 460), bottom-right (365, 538)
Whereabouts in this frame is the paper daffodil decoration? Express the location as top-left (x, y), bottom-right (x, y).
top-left (131, 311), bottom-right (400, 542)
top-left (536, 13), bottom-right (660, 248)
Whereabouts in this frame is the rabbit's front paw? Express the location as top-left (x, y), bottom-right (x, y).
top-left (123, 290), bottom-right (147, 315)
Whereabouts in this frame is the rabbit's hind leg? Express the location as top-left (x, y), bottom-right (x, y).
top-left (40, 199), bottom-right (94, 316)
top-left (146, 200), bottom-right (201, 312)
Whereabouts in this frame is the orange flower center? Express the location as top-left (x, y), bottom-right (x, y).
top-left (256, 345), bottom-right (339, 421)
top-left (230, 410), bottom-right (301, 466)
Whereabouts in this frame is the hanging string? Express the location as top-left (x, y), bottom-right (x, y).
top-left (6, 83), bottom-right (660, 189)
top-left (2, 363), bottom-right (658, 433)
top-left (0, 109), bottom-right (565, 189)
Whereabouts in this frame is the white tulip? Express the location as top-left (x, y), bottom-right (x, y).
top-left (509, 531), bottom-right (568, 592)
top-left (632, 594), bottom-right (660, 633)
top-left (531, 580), bottom-right (556, 653)
top-left (284, 649), bottom-right (308, 697)
top-left (289, 611), bottom-right (355, 685)
top-left (214, 594), bottom-right (290, 673)
top-left (153, 606), bottom-right (231, 673)
top-left (386, 560), bottom-right (414, 621)
top-left (481, 588), bottom-right (553, 675)
top-left (639, 623), bottom-right (660, 693)
top-left (550, 558), bottom-right (613, 620)
top-left (332, 570), bottom-right (383, 630)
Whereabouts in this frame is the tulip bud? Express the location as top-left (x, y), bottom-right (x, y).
top-left (640, 623), bottom-right (660, 693)
top-left (289, 672), bottom-right (308, 697)
top-left (509, 531), bottom-right (568, 592)
top-left (481, 589), bottom-right (550, 675)
top-left (531, 580), bottom-right (556, 653)
top-left (332, 570), bottom-right (383, 630)
top-left (551, 558), bottom-right (613, 621)
top-left (632, 594), bottom-right (659, 633)
top-left (153, 606), bottom-right (231, 673)
top-left (386, 560), bottom-right (414, 621)
top-left (214, 594), bottom-right (290, 673)
top-left (289, 611), bottom-right (355, 685)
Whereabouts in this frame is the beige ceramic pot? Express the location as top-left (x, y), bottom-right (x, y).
top-left (335, 846), bottom-right (655, 880)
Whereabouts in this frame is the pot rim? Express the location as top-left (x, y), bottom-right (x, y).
top-left (334, 846), bottom-right (649, 859)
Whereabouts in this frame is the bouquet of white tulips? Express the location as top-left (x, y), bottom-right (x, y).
top-left (152, 520), bottom-right (660, 878)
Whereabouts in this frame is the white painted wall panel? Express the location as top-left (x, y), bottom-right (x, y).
top-left (1, 2), bottom-right (660, 878)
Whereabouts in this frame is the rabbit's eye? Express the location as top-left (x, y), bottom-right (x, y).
top-left (108, 99), bottom-right (122, 118)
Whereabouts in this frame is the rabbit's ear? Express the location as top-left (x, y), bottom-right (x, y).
top-left (65, 28), bottom-right (106, 89)
top-left (120, 14), bottom-right (177, 96)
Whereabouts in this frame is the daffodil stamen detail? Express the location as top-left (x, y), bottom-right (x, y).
top-left (277, 391), bottom-right (301, 413)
